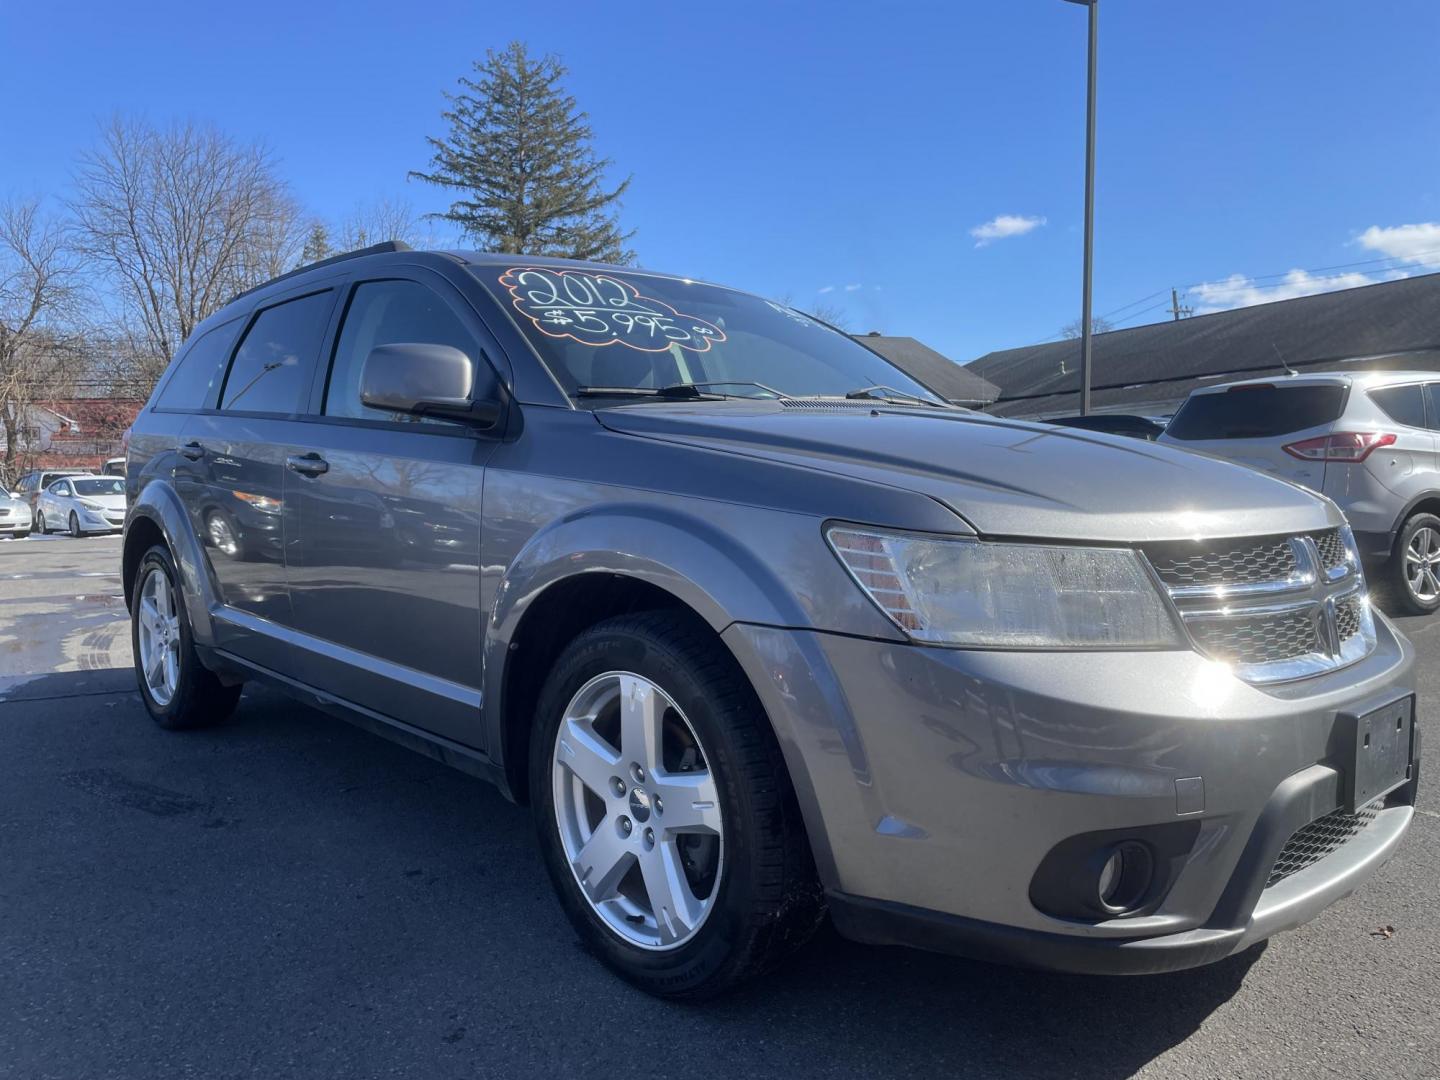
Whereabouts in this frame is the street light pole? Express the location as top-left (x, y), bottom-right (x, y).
top-left (1063, 0), bottom-right (1099, 415)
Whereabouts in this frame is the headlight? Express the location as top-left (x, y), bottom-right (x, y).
top-left (826, 525), bottom-right (1184, 648)
top-left (78, 498), bottom-right (105, 511)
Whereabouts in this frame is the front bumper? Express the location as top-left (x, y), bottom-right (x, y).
top-left (722, 613), bottom-right (1419, 974)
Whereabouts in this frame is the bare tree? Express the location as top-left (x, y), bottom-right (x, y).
top-left (775, 292), bottom-right (851, 331)
top-left (338, 196), bottom-right (432, 251)
top-left (1060, 314), bottom-right (1115, 339)
top-left (0, 198), bottom-right (82, 484)
top-left (70, 116), bottom-right (304, 387)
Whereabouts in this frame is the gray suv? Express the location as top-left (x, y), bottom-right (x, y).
top-left (123, 244), bottom-right (1421, 998)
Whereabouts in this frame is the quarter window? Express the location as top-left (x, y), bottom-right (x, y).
top-left (325, 279), bottom-right (492, 422)
top-left (156, 320), bottom-right (240, 411)
top-left (1426, 384), bottom-right (1440, 432)
top-left (1369, 384), bottom-right (1426, 429)
top-left (220, 292), bottom-right (334, 414)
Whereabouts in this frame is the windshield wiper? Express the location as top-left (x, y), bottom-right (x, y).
top-left (574, 381), bottom-right (784, 401)
top-left (842, 385), bottom-right (958, 409)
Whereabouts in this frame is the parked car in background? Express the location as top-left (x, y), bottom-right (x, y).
top-left (122, 246), bottom-right (1419, 998)
top-left (1161, 372), bottom-right (1440, 614)
top-left (0, 492), bottom-right (33, 539)
top-left (103, 457), bottom-right (126, 477)
top-left (12, 468), bottom-right (87, 516)
top-left (35, 474), bottom-right (127, 536)
top-left (1044, 413), bottom-right (1168, 440)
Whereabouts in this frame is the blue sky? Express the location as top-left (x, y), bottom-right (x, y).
top-left (3, 0), bottom-right (1438, 363)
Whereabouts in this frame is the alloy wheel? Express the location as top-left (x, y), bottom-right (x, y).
top-left (551, 671), bottom-right (724, 951)
top-left (136, 566), bottom-right (182, 707)
top-left (1406, 526), bottom-right (1440, 603)
top-left (35, 511), bottom-right (45, 534)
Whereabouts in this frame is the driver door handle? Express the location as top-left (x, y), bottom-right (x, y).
top-left (286, 453), bottom-right (329, 477)
top-left (180, 441), bottom-right (205, 461)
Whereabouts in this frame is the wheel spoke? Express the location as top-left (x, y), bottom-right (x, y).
top-left (146, 649), bottom-right (165, 688)
top-left (556, 717), bottom-right (621, 798)
top-left (618, 673), bottom-right (663, 772)
top-left (652, 769), bottom-right (722, 835)
top-left (572, 821), bottom-right (633, 903)
top-left (639, 841), bottom-right (705, 946)
top-left (1425, 568), bottom-right (1440, 599)
top-left (163, 647), bottom-right (179, 693)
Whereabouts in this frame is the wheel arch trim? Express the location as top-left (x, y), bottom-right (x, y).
top-left (123, 479), bottom-right (220, 647)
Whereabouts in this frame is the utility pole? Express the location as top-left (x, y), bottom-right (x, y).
top-left (1061, 0), bottom-right (1099, 414)
top-left (1169, 287), bottom-right (1192, 321)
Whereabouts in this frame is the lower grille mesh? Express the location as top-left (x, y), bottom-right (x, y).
top-left (1266, 801), bottom-right (1382, 888)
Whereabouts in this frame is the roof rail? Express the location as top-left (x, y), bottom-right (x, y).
top-left (228, 240), bottom-right (414, 304)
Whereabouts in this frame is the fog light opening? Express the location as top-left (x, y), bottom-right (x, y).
top-left (1096, 841), bottom-right (1154, 915)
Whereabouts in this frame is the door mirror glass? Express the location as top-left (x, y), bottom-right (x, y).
top-left (360, 343), bottom-right (498, 426)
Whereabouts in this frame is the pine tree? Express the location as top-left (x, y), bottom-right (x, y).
top-left (410, 42), bottom-right (634, 263)
top-left (300, 220), bottom-right (332, 266)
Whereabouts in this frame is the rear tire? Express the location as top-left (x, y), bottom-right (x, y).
top-left (130, 543), bottom-right (242, 730)
top-left (1387, 512), bottom-right (1440, 616)
top-left (530, 611), bottom-right (823, 1000)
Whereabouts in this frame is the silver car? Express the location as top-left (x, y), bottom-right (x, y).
top-left (0, 492), bottom-right (33, 539)
top-left (36, 474), bottom-right (127, 536)
top-left (122, 246), bottom-right (1420, 998)
top-left (1161, 372), bottom-right (1440, 614)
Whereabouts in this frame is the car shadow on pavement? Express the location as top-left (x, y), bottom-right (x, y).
top-left (2, 673), bottom-right (1263, 1079)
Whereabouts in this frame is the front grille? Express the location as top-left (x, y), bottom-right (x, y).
top-left (1187, 609), bottom-right (1320, 666)
top-left (1147, 535), bottom-right (1297, 590)
top-left (1142, 526), bottom-right (1374, 683)
top-left (1311, 528), bottom-right (1348, 572)
top-left (1266, 801), bottom-right (1383, 888)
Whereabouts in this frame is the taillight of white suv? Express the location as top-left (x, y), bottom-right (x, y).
top-left (1282, 431), bottom-right (1397, 462)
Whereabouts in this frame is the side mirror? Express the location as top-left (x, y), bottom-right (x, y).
top-left (359, 343), bottom-right (501, 428)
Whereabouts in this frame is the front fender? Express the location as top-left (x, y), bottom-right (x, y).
top-left (125, 479), bottom-right (219, 648)
top-left (480, 498), bottom-right (903, 763)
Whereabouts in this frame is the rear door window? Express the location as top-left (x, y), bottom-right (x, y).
top-left (1369, 384), bottom-right (1426, 429)
top-left (220, 291), bottom-right (335, 414)
top-left (1165, 384), bottom-right (1346, 440)
top-left (1425, 384), bottom-right (1440, 431)
top-left (156, 320), bottom-right (241, 411)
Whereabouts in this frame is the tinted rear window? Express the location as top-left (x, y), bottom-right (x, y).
top-left (220, 291), bottom-right (334, 414)
top-left (1166, 385), bottom-right (1346, 440)
top-left (1369, 384), bottom-right (1426, 428)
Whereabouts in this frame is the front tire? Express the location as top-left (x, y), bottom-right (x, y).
top-left (68, 512), bottom-right (82, 538)
top-left (34, 511), bottom-right (46, 535)
top-left (1389, 512), bottom-right (1440, 616)
top-left (530, 611), bottom-right (823, 999)
top-left (130, 544), bottom-right (242, 729)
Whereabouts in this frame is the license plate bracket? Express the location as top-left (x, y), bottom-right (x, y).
top-left (1337, 696), bottom-right (1414, 813)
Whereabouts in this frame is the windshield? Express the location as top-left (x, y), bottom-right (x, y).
top-left (475, 265), bottom-right (944, 403)
top-left (72, 478), bottom-right (125, 496)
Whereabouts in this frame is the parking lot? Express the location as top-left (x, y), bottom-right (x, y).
top-left (0, 534), bottom-right (1436, 1080)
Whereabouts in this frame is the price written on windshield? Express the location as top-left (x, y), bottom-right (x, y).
top-left (499, 267), bottom-right (727, 353)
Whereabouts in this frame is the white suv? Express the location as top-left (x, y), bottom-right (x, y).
top-left (1161, 371), bottom-right (1440, 614)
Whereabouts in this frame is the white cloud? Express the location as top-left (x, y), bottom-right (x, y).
top-left (844, 283), bottom-right (861, 292)
top-left (1356, 222), bottom-right (1440, 265)
top-left (817, 285), bottom-right (835, 294)
top-left (1191, 268), bottom-right (1398, 313)
top-left (970, 214), bottom-right (1046, 248)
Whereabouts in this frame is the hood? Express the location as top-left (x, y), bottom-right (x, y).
top-left (594, 401), bottom-right (1339, 543)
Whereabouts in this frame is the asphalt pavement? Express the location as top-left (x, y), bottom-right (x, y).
top-left (1, 535), bottom-right (1437, 1079)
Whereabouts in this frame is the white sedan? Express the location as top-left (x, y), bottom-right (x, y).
top-left (35, 474), bottom-right (127, 537)
top-left (0, 493), bottom-right (33, 539)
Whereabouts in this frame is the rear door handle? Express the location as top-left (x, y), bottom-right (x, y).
top-left (180, 441), bottom-right (205, 460)
top-left (286, 453), bottom-right (329, 477)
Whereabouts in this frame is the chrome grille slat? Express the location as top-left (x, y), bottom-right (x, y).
top-left (1142, 526), bottom-right (1377, 684)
